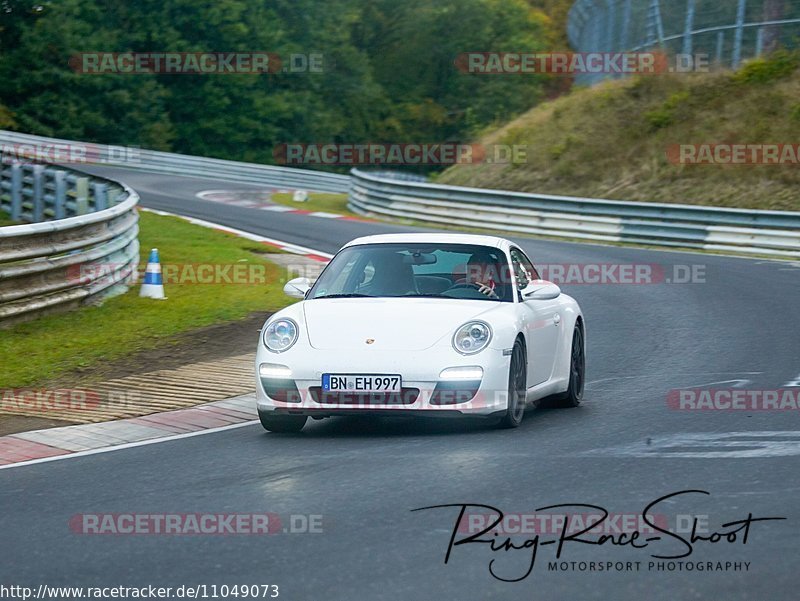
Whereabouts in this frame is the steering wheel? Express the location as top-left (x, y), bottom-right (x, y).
top-left (446, 282), bottom-right (499, 299)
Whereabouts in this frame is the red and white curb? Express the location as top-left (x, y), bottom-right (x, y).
top-left (195, 189), bottom-right (369, 222)
top-left (140, 207), bottom-right (333, 262)
top-left (0, 394), bottom-right (258, 470)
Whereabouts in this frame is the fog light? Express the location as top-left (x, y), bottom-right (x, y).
top-left (439, 366), bottom-right (484, 381)
top-left (259, 363), bottom-right (292, 378)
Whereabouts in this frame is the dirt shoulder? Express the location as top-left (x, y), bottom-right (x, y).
top-left (0, 311), bottom-right (271, 436)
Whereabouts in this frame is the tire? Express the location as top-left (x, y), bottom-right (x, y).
top-left (498, 340), bottom-right (527, 429)
top-left (553, 325), bottom-right (585, 408)
top-left (258, 411), bottom-right (307, 433)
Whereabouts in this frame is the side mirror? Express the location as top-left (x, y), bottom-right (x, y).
top-left (521, 280), bottom-right (561, 301)
top-left (283, 277), bottom-right (312, 299)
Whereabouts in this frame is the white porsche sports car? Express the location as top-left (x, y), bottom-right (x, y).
top-left (255, 233), bottom-right (585, 432)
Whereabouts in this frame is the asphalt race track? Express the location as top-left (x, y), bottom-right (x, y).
top-left (2, 168), bottom-right (800, 600)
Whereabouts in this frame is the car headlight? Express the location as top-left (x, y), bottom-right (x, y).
top-left (263, 318), bottom-right (299, 353)
top-left (453, 321), bottom-right (492, 355)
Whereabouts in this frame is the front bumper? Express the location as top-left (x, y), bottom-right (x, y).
top-left (255, 344), bottom-right (511, 417)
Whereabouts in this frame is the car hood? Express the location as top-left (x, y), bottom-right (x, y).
top-left (303, 298), bottom-right (500, 351)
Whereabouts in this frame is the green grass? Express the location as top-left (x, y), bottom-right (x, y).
top-left (269, 192), bottom-right (356, 216)
top-left (0, 211), bottom-right (293, 388)
top-left (0, 210), bottom-right (19, 226)
top-left (437, 53), bottom-right (800, 211)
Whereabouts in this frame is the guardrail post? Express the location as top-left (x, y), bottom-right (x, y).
top-left (93, 182), bottom-right (108, 211)
top-left (716, 31), bottom-right (725, 66)
top-left (682, 0), bottom-right (696, 56)
top-left (590, 12), bottom-right (603, 84)
top-left (75, 177), bottom-right (89, 215)
top-left (732, 0), bottom-right (747, 68)
top-left (32, 164), bottom-right (45, 222)
top-left (645, 1), bottom-right (656, 47)
top-left (620, 0), bottom-right (632, 50)
top-left (10, 163), bottom-right (22, 221)
top-left (108, 186), bottom-right (122, 206)
top-left (756, 27), bottom-right (764, 57)
top-left (605, 0), bottom-right (616, 54)
top-left (54, 170), bottom-right (67, 219)
top-left (645, 0), bottom-right (665, 47)
top-left (654, 0), bottom-right (664, 45)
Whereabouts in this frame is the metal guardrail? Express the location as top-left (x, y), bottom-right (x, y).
top-left (0, 131), bottom-right (350, 194)
top-left (348, 169), bottom-right (800, 258)
top-left (568, 0), bottom-right (800, 85)
top-left (0, 156), bottom-right (139, 325)
top-left (3, 131), bottom-right (798, 262)
top-left (0, 160), bottom-right (122, 222)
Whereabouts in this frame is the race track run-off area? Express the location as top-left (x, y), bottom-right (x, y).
top-left (2, 166), bottom-right (800, 601)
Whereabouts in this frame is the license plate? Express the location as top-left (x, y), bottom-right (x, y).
top-left (322, 374), bottom-right (402, 393)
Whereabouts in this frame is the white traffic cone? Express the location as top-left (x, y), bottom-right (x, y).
top-left (139, 248), bottom-right (166, 299)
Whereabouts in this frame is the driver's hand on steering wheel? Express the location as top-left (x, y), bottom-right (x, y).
top-left (476, 282), bottom-right (498, 298)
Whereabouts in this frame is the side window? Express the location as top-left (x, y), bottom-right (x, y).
top-left (509, 248), bottom-right (539, 289)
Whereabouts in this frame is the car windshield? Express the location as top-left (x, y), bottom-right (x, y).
top-left (308, 243), bottom-right (513, 302)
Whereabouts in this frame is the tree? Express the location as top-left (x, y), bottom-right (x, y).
top-left (0, 0), bottom-right (554, 172)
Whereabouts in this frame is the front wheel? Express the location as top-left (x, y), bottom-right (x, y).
top-left (553, 325), bottom-right (585, 408)
top-left (258, 411), bottom-right (307, 433)
top-left (497, 340), bottom-right (527, 429)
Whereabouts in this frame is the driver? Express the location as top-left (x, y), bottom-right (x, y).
top-left (464, 251), bottom-right (500, 298)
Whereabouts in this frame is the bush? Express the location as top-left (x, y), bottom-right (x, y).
top-left (733, 51), bottom-right (800, 85)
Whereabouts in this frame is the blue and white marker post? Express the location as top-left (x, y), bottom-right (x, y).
top-left (140, 248), bottom-right (166, 299)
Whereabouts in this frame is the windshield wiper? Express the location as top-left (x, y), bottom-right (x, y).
top-left (399, 293), bottom-right (448, 298)
top-left (314, 293), bottom-right (372, 299)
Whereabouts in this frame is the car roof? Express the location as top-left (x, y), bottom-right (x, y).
top-left (342, 232), bottom-right (510, 250)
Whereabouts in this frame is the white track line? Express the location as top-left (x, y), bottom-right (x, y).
top-left (260, 205), bottom-right (296, 212)
top-left (140, 208), bottom-right (333, 258)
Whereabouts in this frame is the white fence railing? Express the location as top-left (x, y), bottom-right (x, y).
top-left (568, 0), bottom-right (800, 86)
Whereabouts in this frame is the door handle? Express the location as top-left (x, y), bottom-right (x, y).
top-left (553, 313), bottom-right (561, 327)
